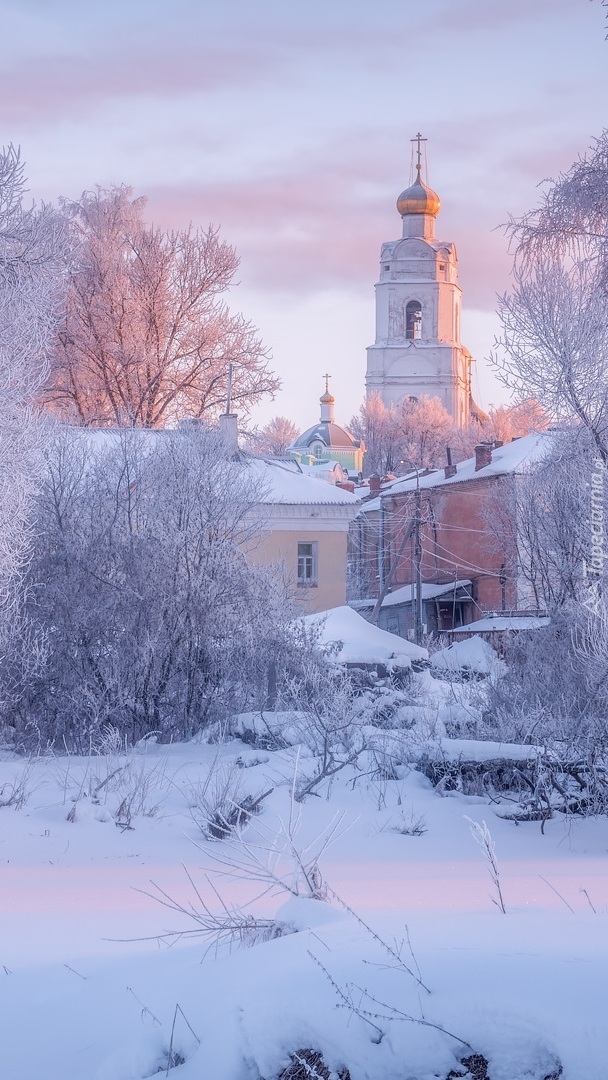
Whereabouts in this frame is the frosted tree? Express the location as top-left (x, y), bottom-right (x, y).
top-left (42, 185), bottom-right (280, 427)
top-left (0, 145), bottom-right (65, 666)
top-left (484, 136), bottom-right (608, 753)
top-left (350, 392), bottom-right (399, 475)
top-left (17, 426), bottom-right (296, 747)
top-left (247, 416), bottom-right (300, 457)
top-left (495, 257), bottom-right (608, 461)
top-left (351, 392), bottom-right (454, 474)
top-left (394, 394), bottom-right (453, 469)
top-left (483, 400), bottom-right (548, 443)
top-left (495, 132), bottom-right (608, 462)
top-left (449, 400), bottom-right (549, 462)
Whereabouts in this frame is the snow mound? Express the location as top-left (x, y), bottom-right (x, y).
top-left (432, 737), bottom-right (544, 763)
top-left (230, 710), bottom-right (311, 748)
top-left (273, 896), bottom-right (347, 933)
top-left (303, 605), bottom-right (428, 669)
top-left (431, 636), bottom-right (505, 676)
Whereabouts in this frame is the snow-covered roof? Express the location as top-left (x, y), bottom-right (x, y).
top-left (67, 429), bottom-right (359, 509)
top-left (297, 461), bottom-right (346, 481)
top-left (352, 579), bottom-right (472, 609)
top-left (246, 458), bottom-right (359, 506)
top-left (362, 433), bottom-right (552, 511)
top-left (449, 614), bottom-right (551, 634)
top-left (302, 605), bottom-right (428, 668)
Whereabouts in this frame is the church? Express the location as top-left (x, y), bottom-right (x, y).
top-left (365, 134), bottom-right (483, 426)
top-left (289, 376), bottom-right (366, 480)
top-left (290, 137), bottom-right (483, 475)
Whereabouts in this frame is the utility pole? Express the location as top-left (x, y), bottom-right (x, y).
top-left (371, 463), bottom-right (426, 636)
top-left (500, 562), bottom-right (507, 611)
top-left (370, 516), bottom-right (416, 625)
top-left (414, 477), bottom-right (423, 644)
top-left (378, 495), bottom-right (386, 595)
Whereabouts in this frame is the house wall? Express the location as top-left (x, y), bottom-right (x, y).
top-left (356, 473), bottom-right (519, 618)
top-left (414, 476), bottom-right (517, 612)
top-left (246, 527), bottom-right (349, 614)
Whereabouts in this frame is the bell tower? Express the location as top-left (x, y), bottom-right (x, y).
top-left (365, 134), bottom-right (475, 426)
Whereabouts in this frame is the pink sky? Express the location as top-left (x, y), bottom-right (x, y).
top-left (3, 0), bottom-right (607, 430)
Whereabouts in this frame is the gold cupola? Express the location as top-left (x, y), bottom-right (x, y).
top-left (396, 162), bottom-right (441, 218)
top-left (397, 132), bottom-right (441, 219)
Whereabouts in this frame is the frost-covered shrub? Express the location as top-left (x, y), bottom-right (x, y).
top-left (481, 611), bottom-right (605, 752)
top-left (7, 428), bottom-right (298, 749)
top-left (188, 761), bottom-right (271, 839)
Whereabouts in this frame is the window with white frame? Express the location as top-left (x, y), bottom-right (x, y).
top-left (297, 541), bottom-right (318, 586)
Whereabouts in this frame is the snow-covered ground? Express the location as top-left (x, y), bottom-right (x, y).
top-left (1, 728), bottom-right (607, 1080)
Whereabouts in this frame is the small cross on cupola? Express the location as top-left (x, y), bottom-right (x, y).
top-left (412, 131), bottom-right (427, 178)
top-left (319, 373), bottom-right (335, 422)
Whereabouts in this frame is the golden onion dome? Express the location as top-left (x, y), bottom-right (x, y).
top-left (320, 390), bottom-right (335, 404)
top-left (397, 165), bottom-right (441, 218)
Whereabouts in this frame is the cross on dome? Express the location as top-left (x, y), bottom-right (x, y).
top-left (397, 131), bottom-right (441, 219)
top-left (411, 131), bottom-right (427, 176)
top-left (320, 373), bottom-right (334, 404)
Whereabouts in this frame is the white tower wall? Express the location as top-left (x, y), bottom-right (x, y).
top-left (365, 155), bottom-right (474, 426)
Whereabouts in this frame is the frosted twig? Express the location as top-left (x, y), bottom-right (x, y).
top-left (539, 874), bottom-right (575, 913)
top-left (466, 817), bottom-right (506, 914)
top-left (327, 886), bottom-right (430, 993)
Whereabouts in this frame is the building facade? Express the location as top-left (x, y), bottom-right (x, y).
top-left (243, 456), bottom-right (360, 614)
top-left (352, 434), bottom-right (551, 635)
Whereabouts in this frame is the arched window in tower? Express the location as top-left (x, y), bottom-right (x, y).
top-left (406, 300), bottom-right (422, 340)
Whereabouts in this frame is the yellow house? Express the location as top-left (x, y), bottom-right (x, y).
top-left (242, 456), bottom-right (360, 613)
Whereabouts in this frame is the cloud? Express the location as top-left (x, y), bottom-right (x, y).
top-left (436, 0), bottom-right (574, 34)
top-left (0, 39), bottom-right (280, 125)
top-left (0, 3), bottom-right (428, 129)
top-left (507, 137), bottom-right (599, 185)
top-left (143, 130), bottom-right (514, 311)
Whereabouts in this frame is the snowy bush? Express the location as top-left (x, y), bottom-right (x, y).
top-left (482, 610), bottom-right (607, 755)
top-left (8, 427), bottom-right (298, 748)
top-left (188, 758), bottom-right (272, 839)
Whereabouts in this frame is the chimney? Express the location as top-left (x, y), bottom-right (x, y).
top-left (219, 412), bottom-right (239, 456)
top-left (369, 474), bottom-right (381, 495)
top-left (444, 445), bottom-right (457, 479)
top-left (474, 442), bottom-right (493, 471)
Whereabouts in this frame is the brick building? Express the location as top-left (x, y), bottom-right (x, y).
top-left (351, 433), bottom-right (551, 635)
